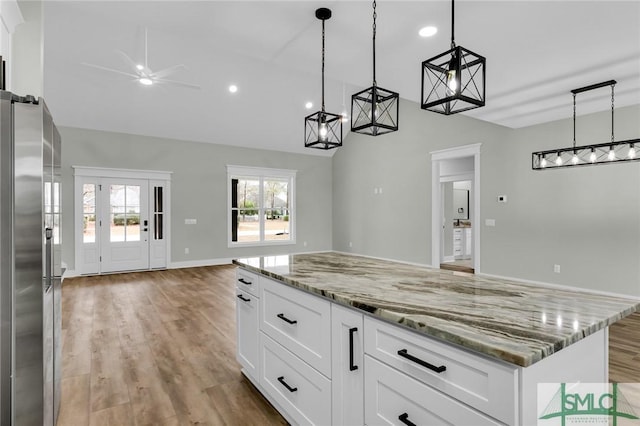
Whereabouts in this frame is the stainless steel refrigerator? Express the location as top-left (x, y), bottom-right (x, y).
top-left (0, 90), bottom-right (62, 425)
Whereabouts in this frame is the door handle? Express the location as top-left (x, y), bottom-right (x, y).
top-left (349, 327), bottom-right (358, 371)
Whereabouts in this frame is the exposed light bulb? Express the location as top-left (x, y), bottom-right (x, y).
top-left (540, 156), bottom-right (547, 168)
top-left (571, 153), bottom-right (579, 165)
top-left (589, 150), bottom-right (597, 163)
top-left (341, 111), bottom-right (349, 123)
top-left (628, 144), bottom-right (636, 159)
top-left (446, 70), bottom-right (458, 93)
top-left (139, 77), bottom-right (153, 86)
top-left (319, 123), bottom-right (328, 141)
top-left (555, 155), bottom-right (563, 166)
top-left (608, 147), bottom-right (615, 161)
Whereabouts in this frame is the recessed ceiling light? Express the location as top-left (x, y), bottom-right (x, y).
top-left (136, 64), bottom-right (144, 70)
top-left (419, 26), bottom-right (438, 37)
top-left (139, 77), bottom-right (153, 86)
top-left (305, 102), bottom-right (313, 109)
top-left (229, 84), bottom-right (238, 93)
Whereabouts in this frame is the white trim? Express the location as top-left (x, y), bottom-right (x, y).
top-left (477, 272), bottom-right (640, 302)
top-left (169, 258), bottom-right (233, 269)
top-left (73, 165), bottom-right (172, 181)
top-left (440, 172), bottom-right (474, 183)
top-left (226, 165), bottom-right (297, 178)
top-left (227, 165), bottom-right (297, 248)
top-left (431, 144), bottom-right (481, 273)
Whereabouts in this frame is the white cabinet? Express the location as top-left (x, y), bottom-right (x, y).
top-left (364, 355), bottom-right (502, 426)
top-left (453, 227), bottom-right (472, 259)
top-left (331, 305), bottom-right (364, 426)
top-left (364, 316), bottom-right (517, 425)
top-left (260, 333), bottom-right (332, 426)
top-left (261, 277), bottom-right (332, 377)
top-left (235, 271), bottom-right (261, 381)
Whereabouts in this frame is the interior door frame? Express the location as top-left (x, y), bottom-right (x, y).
top-left (430, 144), bottom-right (481, 272)
top-left (73, 166), bottom-right (172, 275)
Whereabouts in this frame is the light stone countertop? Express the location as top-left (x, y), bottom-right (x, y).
top-left (233, 252), bottom-right (640, 367)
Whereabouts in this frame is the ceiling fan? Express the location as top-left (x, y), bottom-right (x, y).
top-left (82, 28), bottom-right (200, 89)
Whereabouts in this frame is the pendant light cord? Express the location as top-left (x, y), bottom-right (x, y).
top-left (372, 0), bottom-right (377, 86)
top-left (450, 0), bottom-right (455, 49)
top-left (572, 93), bottom-right (576, 148)
top-left (611, 83), bottom-right (615, 143)
top-left (321, 17), bottom-right (326, 112)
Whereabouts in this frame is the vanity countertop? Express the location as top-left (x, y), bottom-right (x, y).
top-left (233, 252), bottom-right (639, 367)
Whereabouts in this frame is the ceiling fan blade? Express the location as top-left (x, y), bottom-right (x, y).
top-left (151, 64), bottom-right (187, 79)
top-left (115, 49), bottom-right (142, 73)
top-left (81, 62), bottom-right (139, 78)
top-left (154, 78), bottom-right (201, 90)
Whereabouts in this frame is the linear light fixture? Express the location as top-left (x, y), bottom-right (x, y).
top-left (421, 0), bottom-right (486, 115)
top-left (305, 8), bottom-right (342, 150)
top-left (351, 0), bottom-right (399, 136)
top-left (532, 80), bottom-right (640, 170)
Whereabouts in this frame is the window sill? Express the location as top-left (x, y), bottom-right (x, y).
top-left (228, 240), bottom-right (297, 249)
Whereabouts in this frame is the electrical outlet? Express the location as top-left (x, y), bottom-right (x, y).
top-left (185, 248), bottom-right (190, 255)
top-left (185, 218), bottom-right (197, 225)
top-left (485, 219), bottom-right (496, 227)
top-left (349, 242), bottom-right (353, 248)
top-left (554, 264), bottom-right (561, 273)
top-left (303, 241), bottom-right (307, 247)
top-left (498, 195), bottom-right (507, 203)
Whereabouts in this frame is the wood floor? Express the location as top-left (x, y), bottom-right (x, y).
top-left (59, 265), bottom-right (640, 425)
top-left (58, 265), bottom-right (286, 426)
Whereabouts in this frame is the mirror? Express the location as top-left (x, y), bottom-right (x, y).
top-left (453, 188), bottom-right (469, 220)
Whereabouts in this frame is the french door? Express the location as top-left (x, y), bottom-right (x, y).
top-left (75, 168), bottom-right (170, 275)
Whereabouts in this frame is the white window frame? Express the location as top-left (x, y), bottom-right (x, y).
top-left (227, 165), bottom-right (296, 247)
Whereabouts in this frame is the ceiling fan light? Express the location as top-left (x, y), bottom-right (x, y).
top-left (139, 77), bottom-right (153, 86)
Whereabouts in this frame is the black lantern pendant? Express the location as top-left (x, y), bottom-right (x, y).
top-left (421, 0), bottom-right (486, 115)
top-left (305, 8), bottom-right (342, 150)
top-left (351, 0), bottom-right (399, 136)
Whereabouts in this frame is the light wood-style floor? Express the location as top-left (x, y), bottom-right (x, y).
top-left (58, 265), bottom-right (286, 426)
top-left (59, 265), bottom-right (640, 425)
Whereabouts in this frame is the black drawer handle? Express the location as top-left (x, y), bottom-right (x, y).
top-left (238, 278), bottom-right (252, 285)
top-left (349, 327), bottom-right (358, 371)
top-left (399, 413), bottom-right (416, 426)
top-left (237, 294), bottom-right (251, 302)
top-left (277, 313), bottom-right (297, 325)
top-left (277, 376), bottom-right (297, 393)
top-left (397, 349), bottom-right (446, 373)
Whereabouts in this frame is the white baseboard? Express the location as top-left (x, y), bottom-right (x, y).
top-left (169, 258), bottom-right (234, 269)
top-left (442, 255), bottom-right (455, 263)
top-left (62, 269), bottom-right (78, 278)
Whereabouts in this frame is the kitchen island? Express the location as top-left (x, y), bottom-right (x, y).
top-left (233, 252), bottom-right (639, 425)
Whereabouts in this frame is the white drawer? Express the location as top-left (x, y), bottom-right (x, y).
top-left (364, 355), bottom-right (502, 426)
top-left (236, 268), bottom-right (260, 297)
top-left (260, 333), bottom-right (331, 426)
top-left (261, 277), bottom-right (331, 377)
top-left (364, 316), bottom-right (517, 425)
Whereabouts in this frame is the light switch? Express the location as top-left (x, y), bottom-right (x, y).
top-left (485, 219), bottom-right (496, 227)
top-left (185, 218), bottom-right (197, 225)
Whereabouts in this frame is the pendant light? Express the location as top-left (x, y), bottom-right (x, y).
top-left (351, 0), bottom-right (399, 136)
top-left (532, 80), bottom-right (640, 169)
top-left (421, 0), bottom-right (486, 115)
top-left (305, 8), bottom-right (342, 150)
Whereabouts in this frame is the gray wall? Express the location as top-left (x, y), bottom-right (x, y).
top-left (333, 99), bottom-right (640, 297)
top-left (60, 127), bottom-right (333, 271)
top-left (12, 0), bottom-right (42, 97)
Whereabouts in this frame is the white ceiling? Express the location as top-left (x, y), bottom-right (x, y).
top-left (42, 1), bottom-right (640, 156)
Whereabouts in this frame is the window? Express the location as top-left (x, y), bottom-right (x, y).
top-left (227, 166), bottom-right (296, 246)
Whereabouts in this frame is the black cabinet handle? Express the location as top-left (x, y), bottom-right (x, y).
top-left (277, 313), bottom-right (297, 325)
top-left (349, 327), bottom-right (358, 371)
top-left (397, 349), bottom-right (446, 373)
top-left (277, 376), bottom-right (297, 393)
top-left (237, 294), bottom-right (251, 302)
top-left (398, 413), bottom-right (416, 426)
top-left (238, 278), bottom-right (252, 285)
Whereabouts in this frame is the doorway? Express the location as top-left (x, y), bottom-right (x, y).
top-left (74, 167), bottom-right (171, 275)
top-left (430, 144), bottom-right (481, 273)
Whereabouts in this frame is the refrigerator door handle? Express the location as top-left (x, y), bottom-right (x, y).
top-left (45, 227), bottom-right (53, 292)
